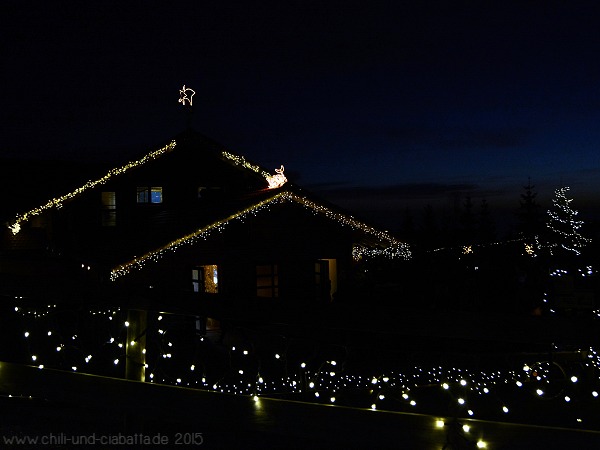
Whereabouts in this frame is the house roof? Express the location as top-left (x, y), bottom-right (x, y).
top-left (110, 190), bottom-right (411, 280)
top-left (3, 129), bottom-right (410, 275)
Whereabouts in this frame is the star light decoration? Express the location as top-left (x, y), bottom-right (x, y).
top-left (178, 85), bottom-right (195, 106)
top-left (110, 191), bottom-right (411, 280)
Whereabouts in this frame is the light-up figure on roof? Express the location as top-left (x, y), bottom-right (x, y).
top-left (266, 165), bottom-right (287, 189)
top-left (178, 85), bottom-right (195, 106)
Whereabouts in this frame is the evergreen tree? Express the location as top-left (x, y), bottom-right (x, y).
top-left (419, 204), bottom-right (438, 249)
top-left (401, 207), bottom-right (416, 241)
top-left (478, 198), bottom-right (496, 242)
top-left (460, 195), bottom-right (476, 242)
top-left (517, 178), bottom-right (543, 238)
top-left (546, 186), bottom-right (590, 256)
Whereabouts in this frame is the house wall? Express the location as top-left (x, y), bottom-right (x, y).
top-left (1, 135), bottom-right (368, 307)
top-left (115, 204), bottom-right (354, 305)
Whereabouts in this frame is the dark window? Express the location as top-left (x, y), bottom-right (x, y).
top-left (256, 264), bottom-right (278, 298)
top-left (101, 191), bottom-right (116, 226)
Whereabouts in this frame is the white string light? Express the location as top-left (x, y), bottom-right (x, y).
top-left (110, 191), bottom-right (410, 279)
top-left (7, 141), bottom-right (177, 234)
top-left (178, 85), bottom-right (195, 106)
top-left (12, 304), bottom-right (599, 431)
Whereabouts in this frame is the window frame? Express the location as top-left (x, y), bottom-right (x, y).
top-left (101, 191), bottom-right (117, 226)
top-left (137, 186), bottom-right (163, 204)
top-left (192, 265), bottom-right (219, 294)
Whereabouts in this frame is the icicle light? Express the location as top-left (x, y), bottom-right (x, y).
top-left (110, 191), bottom-right (410, 280)
top-left (8, 141), bottom-right (177, 234)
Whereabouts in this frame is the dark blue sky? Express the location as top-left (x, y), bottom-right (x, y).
top-left (3, 1), bottom-right (600, 231)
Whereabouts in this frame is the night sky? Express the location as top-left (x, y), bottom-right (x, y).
top-left (3, 1), bottom-right (600, 232)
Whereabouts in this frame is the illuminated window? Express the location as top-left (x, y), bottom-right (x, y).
top-left (192, 265), bottom-right (219, 294)
top-left (101, 192), bottom-right (116, 226)
top-left (137, 187), bottom-right (163, 204)
top-left (256, 264), bottom-right (278, 298)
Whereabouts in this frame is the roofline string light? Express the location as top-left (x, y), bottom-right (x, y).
top-left (220, 151), bottom-right (287, 189)
top-left (110, 191), bottom-right (410, 280)
top-left (7, 142), bottom-right (279, 235)
top-left (7, 141), bottom-right (177, 235)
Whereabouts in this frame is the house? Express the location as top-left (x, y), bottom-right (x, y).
top-left (0, 130), bottom-right (410, 313)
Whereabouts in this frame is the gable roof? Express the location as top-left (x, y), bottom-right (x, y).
top-left (4, 129), bottom-right (410, 274)
top-left (110, 190), bottom-right (411, 280)
top-left (5, 130), bottom-right (283, 234)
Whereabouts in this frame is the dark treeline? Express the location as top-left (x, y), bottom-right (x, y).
top-left (396, 179), bottom-right (591, 251)
top-left (350, 180), bottom-right (600, 317)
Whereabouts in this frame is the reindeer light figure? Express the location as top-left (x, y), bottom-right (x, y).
top-left (266, 165), bottom-right (287, 189)
top-left (178, 85), bottom-right (195, 106)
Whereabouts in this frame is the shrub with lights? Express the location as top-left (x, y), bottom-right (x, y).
top-left (2, 303), bottom-right (600, 431)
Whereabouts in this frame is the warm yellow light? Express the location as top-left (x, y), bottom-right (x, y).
top-left (266, 165), bottom-right (287, 189)
top-left (8, 141), bottom-right (176, 234)
top-left (435, 420), bottom-right (445, 428)
top-left (477, 440), bottom-right (487, 448)
top-left (110, 190), bottom-right (410, 280)
top-left (8, 223), bottom-right (20, 234)
top-left (178, 85), bottom-right (195, 106)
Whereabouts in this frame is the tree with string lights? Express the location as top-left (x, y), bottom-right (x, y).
top-left (545, 186), bottom-right (590, 258)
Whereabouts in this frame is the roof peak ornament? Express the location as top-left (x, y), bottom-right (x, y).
top-left (178, 85), bottom-right (195, 107)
